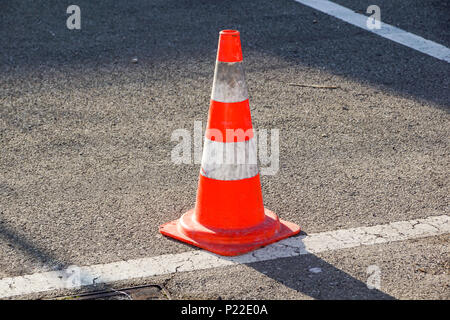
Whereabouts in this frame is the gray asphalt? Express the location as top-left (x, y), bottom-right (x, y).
top-left (0, 0), bottom-right (449, 299)
top-left (333, 0), bottom-right (450, 48)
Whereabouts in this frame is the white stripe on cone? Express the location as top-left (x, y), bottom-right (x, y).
top-left (211, 61), bottom-right (249, 103)
top-left (200, 137), bottom-right (258, 180)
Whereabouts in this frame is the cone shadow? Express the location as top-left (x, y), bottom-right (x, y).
top-left (224, 233), bottom-right (396, 300)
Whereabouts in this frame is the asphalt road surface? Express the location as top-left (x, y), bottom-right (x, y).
top-left (0, 0), bottom-right (449, 299)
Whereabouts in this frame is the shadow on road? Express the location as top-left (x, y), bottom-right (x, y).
top-left (241, 231), bottom-right (395, 300)
top-left (248, 253), bottom-right (395, 299)
top-left (0, 223), bottom-right (69, 272)
top-left (220, 232), bottom-right (396, 300)
top-left (0, 0), bottom-right (449, 109)
top-left (0, 223), bottom-right (122, 299)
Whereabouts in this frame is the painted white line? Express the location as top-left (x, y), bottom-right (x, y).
top-left (294, 0), bottom-right (450, 63)
top-left (0, 215), bottom-right (448, 298)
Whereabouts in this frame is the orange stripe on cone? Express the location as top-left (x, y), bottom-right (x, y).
top-left (159, 30), bottom-right (300, 256)
top-left (206, 100), bottom-right (253, 142)
top-left (195, 174), bottom-right (264, 229)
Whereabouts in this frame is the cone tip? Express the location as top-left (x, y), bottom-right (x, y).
top-left (217, 29), bottom-right (243, 63)
top-left (220, 29), bottom-right (240, 35)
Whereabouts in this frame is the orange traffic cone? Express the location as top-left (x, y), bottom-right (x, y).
top-left (160, 30), bottom-right (300, 256)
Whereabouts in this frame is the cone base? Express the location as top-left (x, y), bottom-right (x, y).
top-left (159, 208), bottom-right (300, 256)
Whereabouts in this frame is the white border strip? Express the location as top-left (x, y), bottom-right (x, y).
top-left (0, 215), bottom-right (449, 298)
top-left (294, 0), bottom-right (450, 63)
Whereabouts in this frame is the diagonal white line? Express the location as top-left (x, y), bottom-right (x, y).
top-left (294, 0), bottom-right (450, 63)
top-left (0, 214), bottom-right (449, 298)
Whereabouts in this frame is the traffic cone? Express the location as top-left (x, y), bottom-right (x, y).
top-left (160, 30), bottom-right (300, 256)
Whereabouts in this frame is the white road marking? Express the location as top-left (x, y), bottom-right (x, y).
top-left (0, 214), bottom-right (448, 298)
top-left (294, 0), bottom-right (450, 63)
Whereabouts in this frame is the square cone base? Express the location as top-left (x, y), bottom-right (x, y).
top-left (159, 209), bottom-right (301, 256)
